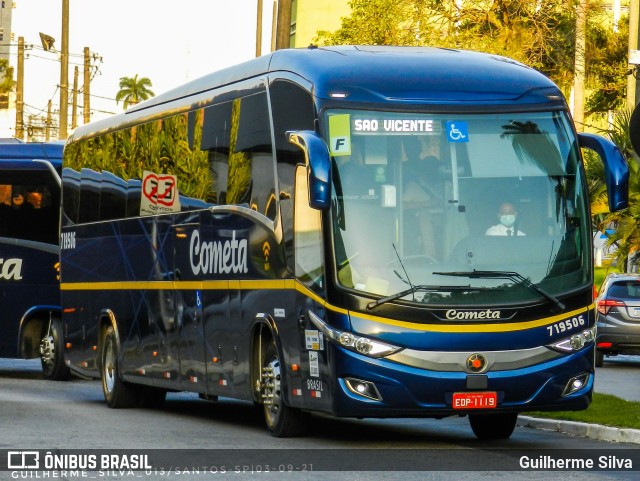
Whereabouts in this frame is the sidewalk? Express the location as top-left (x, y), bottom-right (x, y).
top-left (519, 355), bottom-right (640, 444)
top-left (518, 416), bottom-right (640, 445)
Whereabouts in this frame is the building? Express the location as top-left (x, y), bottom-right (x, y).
top-left (0, 0), bottom-right (12, 63)
top-left (0, 1), bottom-right (13, 135)
top-left (289, 0), bottom-right (350, 48)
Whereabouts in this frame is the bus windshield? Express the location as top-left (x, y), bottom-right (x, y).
top-left (327, 109), bottom-right (590, 307)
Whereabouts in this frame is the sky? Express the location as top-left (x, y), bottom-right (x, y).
top-left (11, 0), bottom-right (274, 125)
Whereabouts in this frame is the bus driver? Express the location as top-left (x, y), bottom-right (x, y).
top-left (485, 202), bottom-right (525, 236)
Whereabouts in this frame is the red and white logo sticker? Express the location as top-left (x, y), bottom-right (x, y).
top-left (140, 170), bottom-right (181, 215)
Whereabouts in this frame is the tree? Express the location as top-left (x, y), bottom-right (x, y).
top-left (314, 1), bottom-right (575, 70)
top-left (115, 74), bottom-right (155, 109)
top-left (315, 0), bottom-right (634, 262)
top-left (314, 0), bottom-right (628, 117)
top-left (585, 12), bottom-right (629, 115)
top-left (0, 58), bottom-right (14, 94)
top-left (586, 109), bottom-right (640, 271)
top-left (0, 59), bottom-right (14, 110)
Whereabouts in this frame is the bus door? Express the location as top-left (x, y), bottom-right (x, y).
top-left (171, 213), bottom-right (207, 392)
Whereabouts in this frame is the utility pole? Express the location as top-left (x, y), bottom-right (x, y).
top-left (573, 0), bottom-right (587, 131)
top-left (271, 1), bottom-right (277, 52)
top-left (628, 0), bottom-right (640, 110)
top-left (275, 0), bottom-right (292, 50)
top-left (83, 47), bottom-right (91, 124)
top-left (59, 0), bottom-right (70, 139)
top-left (72, 66), bottom-right (78, 130)
top-left (15, 36), bottom-right (24, 140)
top-left (256, 0), bottom-right (263, 57)
top-left (46, 100), bottom-right (52, 142)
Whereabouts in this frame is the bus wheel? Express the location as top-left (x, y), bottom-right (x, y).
top-left (469, 413), bottom-right (518, 440)
top-left (260, 341), bottom-right (309, 437)
top-left (40, 317), bottom-right (71, 381)
top-left (101, 325), bottom-right (138, 408)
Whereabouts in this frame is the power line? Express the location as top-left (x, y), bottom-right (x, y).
top-left (25, 100), bottom-right (116, 119)
top-left (20, 52), bottom-right (91, 69)
top-left (0, 42), bottom-right (95, 59)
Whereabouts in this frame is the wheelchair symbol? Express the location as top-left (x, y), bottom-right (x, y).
top-left (446, 121), bottom-right (469, 143)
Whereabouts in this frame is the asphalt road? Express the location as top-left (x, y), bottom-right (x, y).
top-left (593, 355), bottom-right (640, 402)
top-left (0, 357), bottom-right (638, 480)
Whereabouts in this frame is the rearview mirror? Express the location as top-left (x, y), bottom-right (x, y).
top-left (578, 133), bottom-right (629, 212)
top-left (288, 130), bottom-right (332, 210)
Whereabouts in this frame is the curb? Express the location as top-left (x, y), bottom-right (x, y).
top-left (519, 416), bottom-right (640, 445)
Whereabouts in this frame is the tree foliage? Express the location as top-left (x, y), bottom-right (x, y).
top-left (314, 0), bottom-right (628, 114)
top-left (0, 58), bottom-right (14, 94)
top-left (587, 109), bottom-right (640, 270)
top-left (316, 0), bottom-right (635, 268)
top-left (115, 74), bottom-right (155, 109)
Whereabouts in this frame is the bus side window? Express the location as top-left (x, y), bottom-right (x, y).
top-left (202, 86), bottom-right (276, 220)
top-left (79, 168), bottom-right (101, 224)
top-left (0, 183), bottom-right (11, 235)
top-left (202, 101), bottom-right (232, 205)
top-left (126, 179), bottom-right (142, 218)
top-left (269, 79), bottom-right (316, 272)
top-left (62, 168), bottom-right (81, 225)
top-left (235, 91), bottom-right (276, 220)
top-left (100, 171), bottom-right (128, 221)
top-left (294, 165), bottom-right (324, 293)
top-left (0, 177), bottom-right (59, 244)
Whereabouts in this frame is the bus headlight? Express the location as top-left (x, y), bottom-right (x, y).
top-left (308, 310), bottom-right (402, 358)
top-left (548, 327), bottom-right (597, 353)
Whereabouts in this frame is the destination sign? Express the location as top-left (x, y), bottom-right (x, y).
top-left (352, 117), bottom-right (441, 134)
top-left (327, 112), bottom-right (444, 156)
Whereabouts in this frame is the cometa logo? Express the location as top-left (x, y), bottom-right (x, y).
top-left (445, 309), bottom-right (501, 320)
top-left (0, 258), bottom-right (23, 280)
top-left (189, 229), bottom-right (248, 275)
top-left (466, 353), bottom-right (487, 373)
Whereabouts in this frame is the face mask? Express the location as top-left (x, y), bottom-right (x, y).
top-left (500, 214), bottom-right (516, 227)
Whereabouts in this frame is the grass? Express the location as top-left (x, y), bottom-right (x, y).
top-left (594, 262), bottom-right (621, 292)
top-left (529, 393), bottom-right (640, 430)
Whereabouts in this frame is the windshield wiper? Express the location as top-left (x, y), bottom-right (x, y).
top-left (366, 285), bottom-right (486, 310)
top-left (433, 270), bottom-right (565, 311)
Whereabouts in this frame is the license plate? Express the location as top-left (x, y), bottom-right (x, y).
top-left (452, 392), bottom-right (497, 409)
top-left (634, 308), bottom-right (640, 317)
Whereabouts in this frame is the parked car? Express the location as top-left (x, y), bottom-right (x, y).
top-left (595, 273), bottom-right (640, 367)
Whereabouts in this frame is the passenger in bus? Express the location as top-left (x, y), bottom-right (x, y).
top-left (26, 191), bottom-right (43, 209)
top-left (336, 140), bottom-right (373, 197)
top-left (485, 202), bottom-right (525, 236)
top-left (402, 138), bottom-right (441, 258)
top-left (11, 190), bottom-right (26, 208)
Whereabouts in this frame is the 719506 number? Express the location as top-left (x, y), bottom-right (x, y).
top-left (546, 314), bottom-right (585, 336)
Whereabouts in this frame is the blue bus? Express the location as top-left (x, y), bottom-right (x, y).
top-left (60, 46), bottom-right (628, 439)
top-left (0, 139), bottom-right (69, 380)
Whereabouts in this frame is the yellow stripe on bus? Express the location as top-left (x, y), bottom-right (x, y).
top-left (59, 279), bottom-right (593, 333)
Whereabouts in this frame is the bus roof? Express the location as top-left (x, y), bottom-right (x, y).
top-left (0, 140), bottom-right (64, 170)
top-left (70, 46), bottom-right (564, 141)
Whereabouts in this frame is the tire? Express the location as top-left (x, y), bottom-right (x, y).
top-left (260, 341), bottom-right (309, 437)
top-left (40, 317), bottom-right (71, 381)
top-left (595, 349), bottom-right (604, 368)
top-left (100, 325), bottom-right (139, 408)
top-left (469, 412), bottom-right (518, 440)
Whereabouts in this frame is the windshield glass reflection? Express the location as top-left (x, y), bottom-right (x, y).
top-left (327, 110), bottom-right (589, 307)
